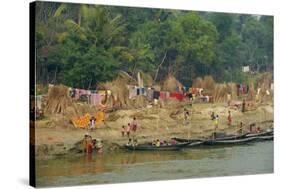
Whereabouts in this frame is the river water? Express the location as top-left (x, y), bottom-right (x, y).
top-left (36, 141), bottom-right (273, 187)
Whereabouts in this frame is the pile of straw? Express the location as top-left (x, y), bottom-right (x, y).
top-left (193, 75), bottom-right (216, 93)
top-left (97, 78), bottom-right (130, 109)
top-left (162, 75), bottom-right (182, 91)
top-left (44, 85), bottom-right (77, 115)
top-left (256, 72), bottom-right (273, 101)
top-left (193, 76), bottom-right (239, 102)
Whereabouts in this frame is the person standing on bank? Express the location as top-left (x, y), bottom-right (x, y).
top-left (227, 111), bottom-right (232, 126)
top-left (242, 99), bottom-right (246, 113)
top-left (183, 108), bottom-right (190, 125)
top-left (131, 117), bottom-right (138, 133)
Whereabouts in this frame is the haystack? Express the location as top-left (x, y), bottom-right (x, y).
top-left (44, 85), bottom-right (77, 115)
top-left (202, 76), bottom-right (216, 91)
top-left (97, 78), bottom-right (131, 109)
top-left (193, 75), bottom-right (216, 93)
top-left (162, 75), bottom-right (182, 91)
top-left (257, 72), bottom-right (272, 90)
top-left (133, 95), bottom-right (148, 108)
top-left (213, 84), bottom-right (228, 102)
top-left (192, 77), bottom-right (203, 88)
top-left (247, 82), bottom-right (256, 101)
top-left (256, 73), bottom-right (273, 102)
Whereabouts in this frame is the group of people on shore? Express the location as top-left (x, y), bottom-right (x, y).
top-left (121, 117), bottom-right (139, 137)
top-left (152, 138), bottom-right (177, 147)
top-left (82, 134), bottom-right (103, 154)
top-left (126, 138), bottom-right (138, 146)
top-left (122, 117), bottom-right (140, 147)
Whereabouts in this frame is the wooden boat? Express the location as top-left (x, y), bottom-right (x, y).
top-left (183, 141), bottom-right (204, 147)
top-left (173, 133), bottom-right (247, 143)
top-left (245, 130), bottom-right (273, 138)
top-left (214, 133), bottom-right (248, 141)
top-left (203, 136), bottom-right (257, 145)
top-left (255, 135), bottom-right (274, 141)
top-left (172, 138), bottom-right (203, 143)
top-left (124, 142), bottom-right (191, 151)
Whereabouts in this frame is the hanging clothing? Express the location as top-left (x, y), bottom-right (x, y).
top-left (129, 86), bottom-right (137, 99)
top-left (90, 93), bottom-right (101, 106)
top-left (147, 88), bottom-right (154, 100)
top-left (140, 88), bottom-right (145, 95)
top-left (160, 91), bottom-right (167, 100)
top-left (153, 91), bottom-right (160, 99)
top-left (170, 92), bottom-right (184, 101)
top-left (166, 91), bottom-right (170, 98)
top-left (79, 89), bottom-right (88, 95)
top-left (74, 89), bottom-right (80, 100)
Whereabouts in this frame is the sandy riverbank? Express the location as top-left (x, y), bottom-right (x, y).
top-left (34, 101), bottom-right (273, 159)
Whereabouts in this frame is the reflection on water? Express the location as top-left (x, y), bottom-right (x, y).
top-left (36, 141), bottom-right (273, 187)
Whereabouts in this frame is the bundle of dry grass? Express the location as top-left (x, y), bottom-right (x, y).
top-left (192, 75), bottom-right (216, 94)
top-left (162, 75), bottom-right (182, 91)
top-left (256, 72), bottom-right (273, 102)
top-left (213, 84), bottom-right (228, 102)
top-left (212, 82), bottom-right (239, 102)
top-left (44, 85), bottom-right (77, 115)
top-left (202, 76), bottom-right (216, 91)
top-left (97, 78), bottom-right (130, 109)
top-left (133, 95), bottom-right (148, 108)
top-left (247, 82), bottom-right (256, 101)
top-left (192, 75), bottom-right (216, 93)
top-left (257, 72), bottom-right (272, 89)
top-left (226, 82), bottom-right (238, 100)
top-left (193, 77), bottom-right (203, 88)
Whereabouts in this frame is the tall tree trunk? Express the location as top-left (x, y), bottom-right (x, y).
top-left (154, 51), bottom-right (167, 82)
top-left (88, 78), bottom-right (92, 90)
top-left (78, 11), bottom-right (81, 26)
top-left (53, 65), bottom-right (58, 84)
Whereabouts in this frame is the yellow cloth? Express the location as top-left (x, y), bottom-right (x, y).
top-left (72, 112), bottom-right (105, 128)
top-left (72, 113), bottom-right (91, 128)
top-left (94, 112), bottom-right (105, 127)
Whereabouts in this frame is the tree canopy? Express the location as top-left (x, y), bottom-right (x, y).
top-left (35, 2), bottom-right (273, 88)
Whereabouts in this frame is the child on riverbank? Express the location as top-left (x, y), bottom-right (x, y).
top-left (121, 125), bottom-right (126, 137)
top-left (126, 123), bottom-right (131, 137)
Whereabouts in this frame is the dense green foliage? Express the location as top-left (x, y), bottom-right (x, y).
top-left (35, 2), bottom-right (273, 88)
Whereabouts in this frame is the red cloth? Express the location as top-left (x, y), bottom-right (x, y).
top-left (160, 91), bottom-right (166, 100)
top-left (87, 144), bottom-right (92, 154)
top-left (170, 92), bottom-right (184, 101)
